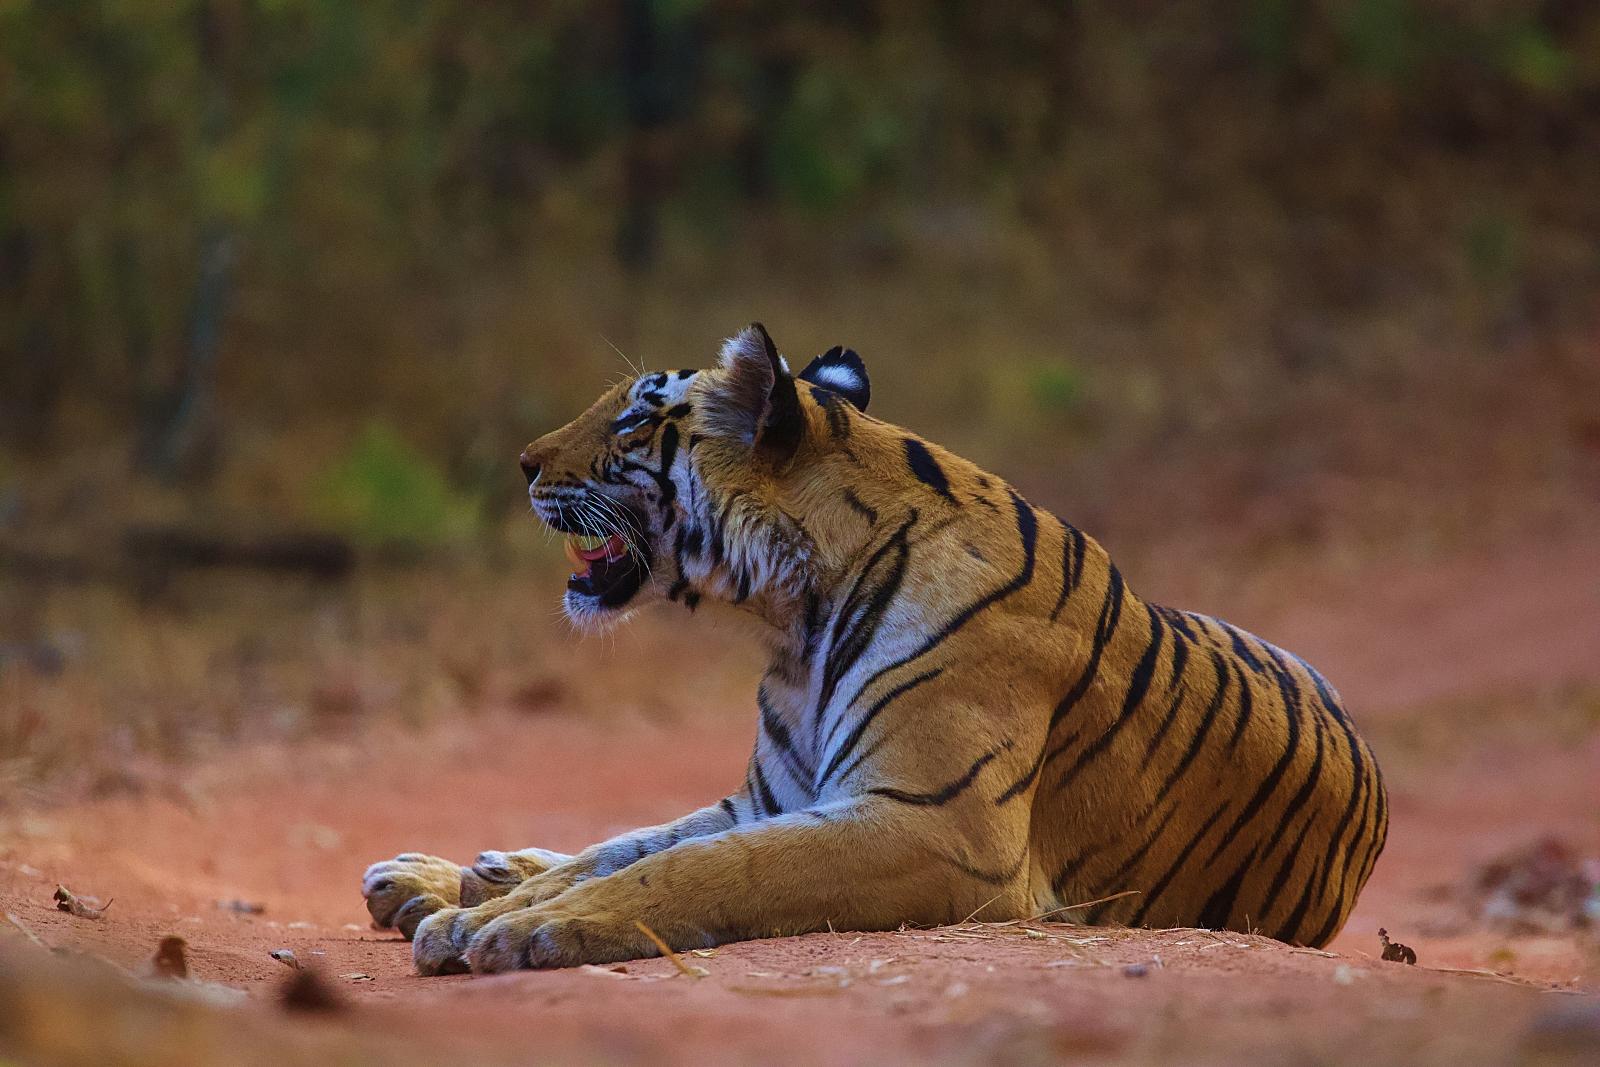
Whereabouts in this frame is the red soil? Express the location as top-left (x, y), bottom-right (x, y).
top-left (2, 533), bottom-right (1597, 1066)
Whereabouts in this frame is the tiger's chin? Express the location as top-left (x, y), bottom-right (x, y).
top-left (562, 549), bottom-right (650, 631)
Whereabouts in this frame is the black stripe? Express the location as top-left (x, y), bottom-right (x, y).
top-left (1258, 805), bottom-right (1319, 927)
top-left (1313, 708), bottom-right (1374, 913)
top-left (1303, 753), bottom-right (1378, 948)
top-left (1046, 564), bottom-right (1126, 739)
top-left (1140, 682), bottom-right (1190, 768)
top-left (1049, 522), bottom-right (1088, 623)
top-left (759, 685), bottom-right (815, 785)
top-left (845, 492), bottom-right (1038, 710)
top-left (809, 385), bottom-right (852, 439)
top-left (1225, 663), bottom-right (1255, 751)
top-left (903, 438), bottom-right (958, 504)
top-left (1223, 621), bottom-right (1266, 672)
top-left (1089, 801), bottom-right (1181, 898)
top-left (1152, 652), bottom-right (1231, 808)
top-left (1278, 856), bottom-right (1323, 945)
top-left (1158, 605), bottom-right (1201, 643)
top-left (1353, 755), bottom-right (1389, 889)
top-left (719, 797), bottom-right (737, 822)
top-left (815, 516), bottom-right (917, 738)
top-left (817, 668), bottom-right (942, 787)
top-left (1051, 835), bottom-right (1113, 900)
top-left (829, 730), bottom-right (893, 790)
top-left (1205, 661), bottom-right (1303, 867)
top-left (948, 848), bottom-right (1029, 887)
top-left (751, 759), bottom-right (781, 816)
top-left (1127, 799), bottom-right (1231, 927)
top-left (801, 592), bottom-right (825, 662)
top-left (870, 750), bottom-right (999, 807)
top-left (843, 487), bottom-right (878, 525)
top-left (1196, 846), bottom-right (1258, 931)
top-left (1254, 713), bottom-right (1326, 866)
top-left (995, 748), bottom-right (1046, 805)
top-left (1165, 623), bottom-right (1190, 691)
top-left (1052, 604), bottom-right (1165, 791)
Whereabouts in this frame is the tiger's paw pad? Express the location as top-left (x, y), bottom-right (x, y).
top-left (363, 854), bottom-right (466, 939)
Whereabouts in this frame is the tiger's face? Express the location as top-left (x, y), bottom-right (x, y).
top-left (519, 324), bottom-right (870, 630)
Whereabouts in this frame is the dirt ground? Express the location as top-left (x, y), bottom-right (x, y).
top-left (1, 531), bottom-right (1598, 1066)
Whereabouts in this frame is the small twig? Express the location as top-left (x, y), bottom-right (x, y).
top-left (54, 885), bottom-right (112, 920)
top-left (957, 891), bottom-right (1007, 926)
top-left (5, 912), bottom-right (45, 948)
top-left (634, 921), bottom-right (707, 979)
top-left (1019, 890), bottom-right (1141, 925)
top-left (1428, 966), bottom-right (1537, 988)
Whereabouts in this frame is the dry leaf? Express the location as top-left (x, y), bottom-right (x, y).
top-left (269, 950), bottom-right (300, 969)
top-left (338, 972), bottom-right (374, 981)
top-left (1378, 928), bottom-right (1417, 965)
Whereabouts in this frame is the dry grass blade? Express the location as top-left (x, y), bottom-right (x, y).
top-left (634, 921), bottom-right (708, 979)
top-left (54, 885), bottom-right (112, 919)
top-left (1428, 966), bottom-right (1541, 988)
top-left (728, 984), bottom-right (843, 997)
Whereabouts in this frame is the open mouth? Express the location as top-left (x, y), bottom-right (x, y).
top-left (563, 533), bottom-right (646, 608)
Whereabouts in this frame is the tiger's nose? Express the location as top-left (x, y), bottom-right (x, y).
top-left (519, 451), bottom-right (541, 486)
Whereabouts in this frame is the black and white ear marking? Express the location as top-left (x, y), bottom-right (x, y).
top-left (798, 346), bottom-right (870, 412)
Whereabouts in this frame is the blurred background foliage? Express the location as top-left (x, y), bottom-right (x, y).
top-left (0, 0), bottom-right (1598, 789)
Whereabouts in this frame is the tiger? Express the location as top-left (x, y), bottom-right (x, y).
top-left (361, 323), bottom-right (1387, 975)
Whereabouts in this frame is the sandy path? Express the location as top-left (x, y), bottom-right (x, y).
top-left (2, 534), bottom-right (1598, 1066)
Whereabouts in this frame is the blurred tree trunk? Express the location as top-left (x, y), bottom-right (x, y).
top-left (140, 1), bottom-right (237, 483)
top-left (616, 0), bottom-right (701, 270)
top-left (0, 227), bottom-right (65, 454)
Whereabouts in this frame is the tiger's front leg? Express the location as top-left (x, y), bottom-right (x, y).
top-left (411, 799), bottom-right (745, 974)
top-left (462, 799), bottom-right (1034, 974)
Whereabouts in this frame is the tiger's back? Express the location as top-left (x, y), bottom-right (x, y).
top-left (790, 414), bottom-right (1387, 947)
top-left (1024, 540), bottom-right (1385, 946)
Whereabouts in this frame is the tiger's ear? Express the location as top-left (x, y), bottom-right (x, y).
top-left (701, 322), bottom-right (804, 462)
top-left (798, 346), bottom-right (870, 411)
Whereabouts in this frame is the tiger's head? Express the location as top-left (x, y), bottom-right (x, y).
top-left (520, 323), bottom-right (873, 631)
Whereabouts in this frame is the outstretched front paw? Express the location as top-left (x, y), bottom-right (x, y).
top-left (362, 853), bottom-right (465, 939)
top-left (466, 909), bottom-right (681, 973)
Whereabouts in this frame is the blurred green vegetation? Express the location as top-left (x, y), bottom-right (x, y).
top-left (3, 0), bottom-right (1597, 463)
top-left (319, 421), bottom-right (481, 551)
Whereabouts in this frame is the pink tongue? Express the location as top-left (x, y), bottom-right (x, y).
top-left (578, 536), bottom-right (627, 562)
